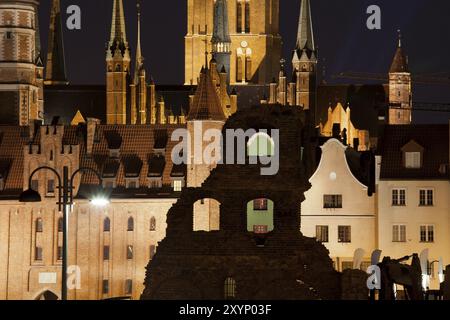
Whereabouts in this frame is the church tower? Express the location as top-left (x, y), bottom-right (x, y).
top-left (0, 0), bottom-right (43, 125)
top-left (44, 0), bottom-right (68, 85)
top-left (388, 31), bottom-right (412, 125)
top-left (185, 0), bottom-right (282, 85)
top-left (130, 0), bottom-right (148, 125)
top-left (211, 0), bottom-right (231, 83)
top-left (187, 65), bottom-right (226, 188)
top-left (292, 0), bottom-right (317, 116)
top-left (106, 0), bottom-right (131, 125)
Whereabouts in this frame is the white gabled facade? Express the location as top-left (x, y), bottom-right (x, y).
top-left (301, 138), bottom-right (376, 271)
top-left (376, 124), bottom-right (450, 290)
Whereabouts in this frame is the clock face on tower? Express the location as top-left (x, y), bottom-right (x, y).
top-left (240, 41), bottom-right (248, 48)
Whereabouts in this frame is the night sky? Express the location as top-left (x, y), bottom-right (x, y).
top-left (38, 0), bottom-right (450, 112)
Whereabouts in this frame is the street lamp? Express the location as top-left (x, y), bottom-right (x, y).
top-left (19, 166), bottom-right (108, 300)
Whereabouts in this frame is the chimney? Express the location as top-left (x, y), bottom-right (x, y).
top-left (86, 118), bottom-right (100, 156)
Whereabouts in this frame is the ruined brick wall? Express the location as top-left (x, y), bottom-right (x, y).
top-left (340, 269), bottom-right (369, 300)
top-left (141, 105), bottom-right (342, 300)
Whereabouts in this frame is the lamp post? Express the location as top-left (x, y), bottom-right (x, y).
top-left (20, 166), bottom-right (108, 300)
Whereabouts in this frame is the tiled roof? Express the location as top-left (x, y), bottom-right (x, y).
top-left (0, 126), bottom-right (30, 195)
top-left (187, 68), bottom-right (226, 121)
top-left (0, 124), bottom-right (186, 199)
top-left (390, 46), bottom-right (409, 73)
top-left (379, 125), bottom-right (449, 180)
top-left (80, 124), bottom-right (186, 196)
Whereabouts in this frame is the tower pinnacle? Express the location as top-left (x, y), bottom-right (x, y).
top-left (211, 0), bottom-right (231, 82)
top-left (45, 0), bottom-right (68, 85)
top-left (293, 0), bottom-right (317, 68)
top-left (108, 0), bottom-right (130, 58)
top-left (134, 0), bottom-right (144, 84)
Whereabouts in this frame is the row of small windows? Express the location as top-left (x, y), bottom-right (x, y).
top-left (392, 188), bottom-right (434, 206)
top-left (316, 225), bottom-right (351, 243)
top-left (392, 224), bottom-right (434, 243)
top-left (102, 279), bottom-right (133, 295)
top-left (316, 224), bottom-right (435, 244)
top-left (35, 217), bottom-right (63, 233)
top-left (103, 216), bottom-right (157, 232)
top-left (103, 178), bottom-right (184, 191)
top-left (320, 189), bottom-right (434, 209)
top-left (102, 245), bottom-right (156, 261)
top-left (34, 216), bottom-right (157, 234)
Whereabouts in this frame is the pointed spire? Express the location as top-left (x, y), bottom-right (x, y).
top-left (45, 0), bottom-right (68, 85)
top-left (212, 0), bottom-right (231, 45)
top-left (187, 67), bottom-right (226, 121)
top-left (390, 30), bottom-right (409, 73)
top-left (108, 0), bottom-right (129, 58)
top-left (296, 0), bottom-right (315, 52)
top-left (134, 0), bottom-right (144, 83)
top-left (211, 0), bottom-right (231, 83)
top-left (34, 7), bottom-right (43, 67)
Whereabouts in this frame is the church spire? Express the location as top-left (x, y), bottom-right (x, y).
top-left (389, 30), bottom-right (409, 73)
top-left (296, 0), bottom-right (315, 52)
top-left (293, 0), bottom-right (316, 67)
top-left (44, 0), bottom-right (68, 85)
top-left (107, 0), bottom-right (130, 58)
top-left (134, 0), bottom-right (144, 84)
top-left (211, 0), bottom-right (231, 82)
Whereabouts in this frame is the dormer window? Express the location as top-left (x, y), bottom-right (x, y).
top-left (405, 152), bottom-right (421, 169)
top-left (103, 179), bottom-right (116, 189)
top-left (401, 140), bottom-right (424, 169)
top-left (109, 149), bottom-right (120, 158)
top-left (125, 178), bottom-right (139, 189)
top-left (102, 159), bottom-right (120, 189)
top-left (153, 130), bottom-right (168, 156)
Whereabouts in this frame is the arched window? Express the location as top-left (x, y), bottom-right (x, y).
top-left (246, 198), bottom-right (274, 234)
top-left (103, 217), bottom-right (111, 232)
top-left (224, 277), bottom-right (236, 299)
top-left (127, 217), bottom-right (134, 231)
top-left (35, 218), bottom-right (43, 232)
top-left (150, 217), bottom-right (156, 231)
top-left (247, 132), bottom-right (275, 157)
top-left (57, 217), bottom-right (63, 233)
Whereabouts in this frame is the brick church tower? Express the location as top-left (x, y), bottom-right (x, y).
top-left (388, 31), bottom-right (412, 125)
top-left (0, 0), bottom-right (44, 125)
top-left (106, 0), bottom-right (131, 125)
top-left (185, 0), bottom-right (282, 85)
top-left (292, 0), bottom-right (317, 114)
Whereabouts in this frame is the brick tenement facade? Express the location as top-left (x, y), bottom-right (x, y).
top-left (141, 104), bottom-right (342, 300)
top-left (0, 123), bottom-right (186, 300)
